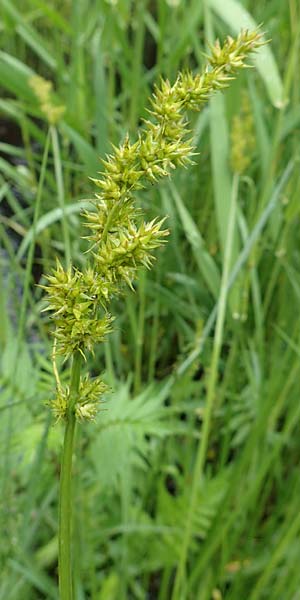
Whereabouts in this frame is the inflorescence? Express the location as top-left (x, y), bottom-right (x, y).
top-left (42, 29), bottom-right (264, 421)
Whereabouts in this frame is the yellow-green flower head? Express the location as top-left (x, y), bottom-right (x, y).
top-left (82, 28), bottom-right (263, 251)
top-left (41, 259), bottom-right (114, 359)
top-left (42, 28), bottom-right (264, 368)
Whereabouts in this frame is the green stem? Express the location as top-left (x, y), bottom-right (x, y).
top-left (129, 0), bottom-right (146, 131)
top-left (17, 128), bottom-right (50, 344)
top-left (134, 268), bottom-right (146, 394)
top-left (50, 125), bottom-right (71, 267)
top-left (172, 173), bottom-right (239, 600)
top-left (58, 351), bottom-right (82, 600)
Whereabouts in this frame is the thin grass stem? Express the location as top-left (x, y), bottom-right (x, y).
top-left (50, 125), bottom-right (71, 267)
top-left (17, 127), bottom-right (51, 343)
top-left (134, 268), bottom-right (146, 394)
top-left (172, 173), bottom-right (240, 599)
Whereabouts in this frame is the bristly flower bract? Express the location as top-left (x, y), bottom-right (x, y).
top-left (41, 259), bottom-right (115, 358)
top-left (49, 376), bottom-right (108, 422)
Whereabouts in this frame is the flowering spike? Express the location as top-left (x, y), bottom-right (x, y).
top-left (42, 29), bottom-right (265, 421)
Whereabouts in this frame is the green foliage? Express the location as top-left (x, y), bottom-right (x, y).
top-left (1, 1), bottom-right (300, 599)
top-left (90, 380), bottom-right (172, 488)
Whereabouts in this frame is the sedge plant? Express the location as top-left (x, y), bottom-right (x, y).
top-left (41, 29), bottom-right (264, 599)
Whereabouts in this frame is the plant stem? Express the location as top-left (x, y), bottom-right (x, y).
top-left (129, 0), bottom-right (146, 131)
top-left (17, 127), bottom-right (51, 344)
top-left (134, 268), bottom-right (146, 394)
top-left (50, 125), bottom-right (71, 267)
top-left (172, 173), bottom-right (239, 600)
top-left (58, 351), bottom-right (82, 600)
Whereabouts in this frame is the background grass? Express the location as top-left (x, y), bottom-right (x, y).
top-left (1, 1), bottom-right (300, 598)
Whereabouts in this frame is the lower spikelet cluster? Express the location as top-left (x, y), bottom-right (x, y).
top-left (42, 261), bottom-right (114, 357)
top-left (49, 376), bottom-right (108, 422)
top-left (42, 29), bottom-right (264, 421)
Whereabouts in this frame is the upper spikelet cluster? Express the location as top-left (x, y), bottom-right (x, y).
top-left (42, 29), bottom-right (264, 419)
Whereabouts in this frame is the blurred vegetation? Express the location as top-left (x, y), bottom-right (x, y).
top-left (0, 1), bottom-right (300, 599)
